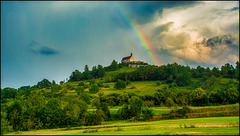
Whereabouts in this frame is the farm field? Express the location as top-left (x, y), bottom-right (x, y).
top-left (6, 116), bottom-right (239, 135)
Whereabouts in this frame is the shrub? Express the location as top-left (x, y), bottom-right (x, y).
top-left (84, 84), bottom-right (90, 89)
top-left (142, 107), bottom-right (154, 120)
top-left (104, 84), bottom-right (110, 88)
top-left (143, 100), bottom-right (154, 108)
top-left (166, 97), bottom-right (175, 108)
top-left (78, 82), bottom-right (85, 86)
top-left (179, 106), bottom-right (192, 116)
top-left (156, 81), bottom-right (161, 86)
top-left (97, 82), bottom-right (104, 87)
top-left (114, 79), bottom-right (126, 90)
top-left (89, 85), bottom-right (99, 93)
top-left (126, 80), bottom-right (131, 86)
top-left (130, 85), bottom-right (136, 89)
top-left (75, 87), bottom-right (85, 95)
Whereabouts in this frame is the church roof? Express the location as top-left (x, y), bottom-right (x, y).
top-left (121, 56), bottom-right (132, 60)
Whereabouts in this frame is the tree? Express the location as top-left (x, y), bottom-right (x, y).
top-left (221, 63), bottom-right (235, 78)
top-left (2, 87), bottom-right (17, 99)
top-left (63, 99), bottom-right (88, 126)
top-left (110, 60), bottom-right (119, 71)
top-left (51, 84), bottom-right (62, 93)
top-left (37, 79), bottom-right (52, 89)
top-left (69, 70), bottom-right (83, 82)
top-left (142, 107), bottom-right (154, 120)
top-left (83, 65), bottom-right (90, 80)
top-left (1, 111), bottom-right (13, 134)
top-left (118, 93), bottom-right (129, 105)
top-left (156, 81), bottom-right (161, 86)
top-left (167, 75), bottom-right (173, 83)
top-left (154, 91), bottom-right (166, 106)
top-left (75, 86), bottom-right (85, 95)
top-left (52, 80), bottom-right (56, 86)
top-left (114, 79), bottom-right (126, 90)
top-left (117, 104), bottom-right (130, 120)
top-left (85, 110), bottom-right (103, 126)
top-left (129, 96), bottom-right (143, 118)
top-left (7, 100), bottom-right (23, 130)
top-left (89, 84), bottom-right (99, 93)
top-left (97, 81), bottom-right (104, 87)
top-left (175, 72), bottom-right (192, 86)
top-left (79, 93), bottom-right (91, 104)
top-left (166, 97), bottom-right (175, 108)
top-left (191, 88), bottom-right (208, 106)
top-left (97, 65), bottom-right (106, 78)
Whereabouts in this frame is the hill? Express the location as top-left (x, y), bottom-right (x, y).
top-left (1, 61), bottom-right (239, 135)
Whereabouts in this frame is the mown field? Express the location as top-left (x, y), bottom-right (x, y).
top-left (6, 116), bottom-right (239, 135)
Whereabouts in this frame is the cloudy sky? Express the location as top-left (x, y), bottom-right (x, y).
top-left (1, 1), bottom-right (239, 89)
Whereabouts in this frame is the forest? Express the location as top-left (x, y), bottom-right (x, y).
top-left (1, 60), bottom-right (239, 134)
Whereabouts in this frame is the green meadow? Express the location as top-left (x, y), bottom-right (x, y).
top-left (6, 116), bottom-right (239, 135)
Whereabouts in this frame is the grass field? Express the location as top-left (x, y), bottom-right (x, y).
top-left (6, 116), bottom-right (239, 135)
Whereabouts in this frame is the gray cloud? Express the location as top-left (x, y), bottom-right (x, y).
top-left (29, 41), bottom-right (59, 56)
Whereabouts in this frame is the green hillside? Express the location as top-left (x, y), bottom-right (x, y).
top-left (1, 62), bottom-right (239, 135)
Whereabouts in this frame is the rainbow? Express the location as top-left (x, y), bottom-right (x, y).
top-left (115, 7), bottom-right (161, 66)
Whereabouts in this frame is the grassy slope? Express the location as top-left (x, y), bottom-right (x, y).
top-left (6, 116), bottom-right (239, 135)
top-left (40, 66), bottom-right (238, 98)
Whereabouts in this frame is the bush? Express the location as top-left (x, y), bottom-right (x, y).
top-left (143, 100), bottom-right (154, 107)
top-left (89, 85), bottom-right (99, 93)
top-left (166, 97), bottom-right (175, 108)
top-left (97, 82), bottom-right (104, 87)
top-left (78, 82), bottom-right (85, 86)
top-left (179, 106), bottom-right (192, 116)
top-left (126, 80), bottom-right (131, 86)
top-left (75, 87), bottom-right (85, 95)
top-left (169, 82), bottom-right (177, 88)
top-left (130, 85), bottom-right (136, 89)
top-left (84, 84), bottom-right (90, 89)
top-left (104, 84), bottom-right (110, 88)
top-left (114, 79), bottom-right (126, 90)
top-left (156, 81), bottom-right (161, 86)
top-left (142, 107), bottom-right (154, 120)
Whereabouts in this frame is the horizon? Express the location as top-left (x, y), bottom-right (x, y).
top-left (1, 1), bottom-right (239, 89)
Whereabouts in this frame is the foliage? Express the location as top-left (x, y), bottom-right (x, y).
top-left (1, 111), bottom-right (13, 134)
top-left (191, 88), bottom-right (209, 106)
top-left (78, 82), bottom-right (85, 86)
top-left (156, 81), bottom-right (161, 86)
top-left (142, 107), bottom-right (154, 120)
top-left (175, 72), bottom-right (192, 86)
top-left (97, 81), bottom-right (104, 87)
top-left (114, 79), bottom-right (126, 90)
top-left (37, 79), bottom-right (52, 89)
top-left (69, 70), bottom-right (83, 82)
top-left (166, 97), bottom-right (175, 108)
top-left (110, 60), bottom-right (119, 71)
top-left (89, 85), bottom-right (99, 93)
top-left (75, 87), bottom-right (85, 95)
top-left (129, 96), bottom-right (143, 118)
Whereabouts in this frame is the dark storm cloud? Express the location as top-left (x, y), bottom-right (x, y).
top-left (230, 7), bottom-right (239, 11)
top-left (29, 41), bottom-right (59, 56)
top-left (125, 1), bottom-right (202, 24)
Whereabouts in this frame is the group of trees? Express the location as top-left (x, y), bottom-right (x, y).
top-left (69, 64), bottom-right (106, 82)
top-left (115, 62), bottom-right (239, 86)
top-left (1, 89), bottom-right (155, 134)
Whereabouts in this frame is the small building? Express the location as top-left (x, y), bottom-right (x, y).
top-left (121, 53), bottom-right (134, 63)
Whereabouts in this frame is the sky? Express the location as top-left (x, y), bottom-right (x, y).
top-left (1, 1), bottom-right (239, 89)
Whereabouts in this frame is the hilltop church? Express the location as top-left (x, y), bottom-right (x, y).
top-left (121, 53), bottom-right (146, 67)
top-left (121, 53), bottom-right (134, 63)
